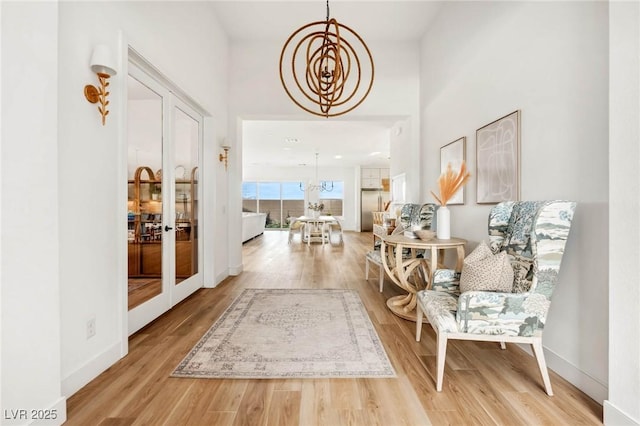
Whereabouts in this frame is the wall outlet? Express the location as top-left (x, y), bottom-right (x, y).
top-left (86, 317), bottom-right (96, 339)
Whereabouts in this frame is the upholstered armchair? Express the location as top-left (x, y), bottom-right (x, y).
top-left (415, 201), bottom-right (576, 396)
top-left (365, 203), bottom-right (436, 291)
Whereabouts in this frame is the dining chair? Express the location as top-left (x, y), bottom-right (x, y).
top-left (327, 219), bottom-right (343, 245)
top-left (287, 217), bottom-right (305, 244)
top-left (305, 219), bottom-right (327, 246)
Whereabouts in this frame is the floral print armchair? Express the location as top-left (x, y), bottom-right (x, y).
top-left (415, 201), bottom-right (576, 396)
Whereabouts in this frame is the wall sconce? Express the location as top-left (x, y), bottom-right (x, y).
top-left (219, 145), bottom-right (230, 171)
top-left (84, 44), bottom-right (117, 126)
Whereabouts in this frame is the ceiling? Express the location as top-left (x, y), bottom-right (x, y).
top-left (210, 1), bottom-right (442, 43)
top-left (243, 119), bottom-right (395, 168)
top-left (209, 1), bottom-right (442, 169)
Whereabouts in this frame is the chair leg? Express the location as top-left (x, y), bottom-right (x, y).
top-left (500, 341), bottom-right (506, 350)
top-left (322, 224), bottom-right (327, 246)
top-left (436, 332), bottom-right (448, 392)
top-left (415, 306), bottom-right (423, 341)
top-left (532, 338), bottom-right (553, 396)
top-left (378, 264), bottom-right (384, 292)
top-left (365, 258), bottom-right (370, 279)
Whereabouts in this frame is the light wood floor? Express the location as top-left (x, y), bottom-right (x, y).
top-left (66, 231), bottom-right (603, 425)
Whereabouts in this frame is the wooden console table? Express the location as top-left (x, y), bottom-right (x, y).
top-left (381, 234), bottom-right (466, 322)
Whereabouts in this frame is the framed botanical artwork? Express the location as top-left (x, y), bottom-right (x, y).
top-left (476, 110), bottom-right (521, 204)
top-left (440, 137), bottom-right (466, 205)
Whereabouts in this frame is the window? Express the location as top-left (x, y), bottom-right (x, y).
top-left (282, 182), bottom-right (305, 227)
top-left (242, 181), bottom-right (344, 229)
top-left (258, 182), bottom-right (281, 228)
top-left (242, 182), bottom-right (257, 213)
top-left (241, 181), bottom-right (306, 229)
top-left (319, 181), bottom-right (344, 216)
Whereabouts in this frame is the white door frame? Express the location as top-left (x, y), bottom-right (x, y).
top-left (123, 46), bottom-right (209, 338)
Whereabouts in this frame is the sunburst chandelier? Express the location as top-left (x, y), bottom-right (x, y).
top-left (279, 0), bottom-right (374, 118)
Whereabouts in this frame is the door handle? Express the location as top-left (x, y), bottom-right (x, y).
top-left (164, 225), bottom-right (173, 232)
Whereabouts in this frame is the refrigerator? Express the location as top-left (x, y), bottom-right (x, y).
top-left (361, 188), bottom-right (390, 231)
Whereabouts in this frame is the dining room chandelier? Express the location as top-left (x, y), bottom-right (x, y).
top-left (300, 152), bottom-right (334, 192)
top-left (279, 0), bottom-right (374, 118)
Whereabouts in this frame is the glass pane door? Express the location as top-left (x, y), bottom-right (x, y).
top-left (170, 100), bottom-right (203, 306)
top-left (127, 74), bottom-right (165, 312)
top-left (127, 63), bottom-right (174, 335)
top-left (282, 182), bottom-right (304, 228)
top-left (258, 182), bottom-right (281, 229)
top-left (174, 107), bottom-right (199, 284)
top-left (127, 58), bottom-right (204, 335)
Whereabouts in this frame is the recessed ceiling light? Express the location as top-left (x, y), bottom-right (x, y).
top-left (334, 155), bottom-right (343, 159)
top-left (285, 137), bottom-right (299, 144)
top-left (369, 151), bottom-right (381, 156)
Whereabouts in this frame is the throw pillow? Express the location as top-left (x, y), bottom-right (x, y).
top-left (459, 241), bottom-right (514, 293)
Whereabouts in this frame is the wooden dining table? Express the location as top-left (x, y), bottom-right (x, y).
top-left (380, 233), bottom-right (466, 322)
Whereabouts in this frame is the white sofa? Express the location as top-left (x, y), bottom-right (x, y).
top-left (242, 212), bottom-right (267, 243)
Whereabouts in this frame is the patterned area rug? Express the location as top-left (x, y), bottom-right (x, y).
top-left (172, 288), bottom-right (396, 379)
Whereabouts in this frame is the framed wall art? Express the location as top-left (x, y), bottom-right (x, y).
top-left (476, 110), bottom-right (521, 204)
top-left (440, 137), bottom-right (466, 205)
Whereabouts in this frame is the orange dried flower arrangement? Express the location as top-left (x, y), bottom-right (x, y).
top-left (430, 161), bottom-right (471, 206)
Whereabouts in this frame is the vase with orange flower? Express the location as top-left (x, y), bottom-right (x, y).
top-left (430, 161), bottom-right (471, 239)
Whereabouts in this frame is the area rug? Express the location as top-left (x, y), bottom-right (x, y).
top-left (171, 288), bottom-right (396, 379)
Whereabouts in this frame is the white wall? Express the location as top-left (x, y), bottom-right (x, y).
top-left (1, 2), bottom-right (66, 424)
top-left (420, 1), bottom-right (609, 402)
top-left (228, 40), bottom-right (421, 271)
top-left (606, 2), bottom-right (640, 424)
top-left (56, 1), bottom-right (228, 397)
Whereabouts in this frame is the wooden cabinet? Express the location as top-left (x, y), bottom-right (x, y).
top-left (128, 166), bottom-right (198, 278)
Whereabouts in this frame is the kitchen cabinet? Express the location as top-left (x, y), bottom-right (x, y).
top-left (361, 167), bottom-right (390, 189)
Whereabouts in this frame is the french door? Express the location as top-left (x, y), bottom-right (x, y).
top-left (127, 61), bottom-right (203, 335)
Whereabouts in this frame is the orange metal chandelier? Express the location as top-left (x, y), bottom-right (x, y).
top-left (279, 0), bottom-right (374, 118)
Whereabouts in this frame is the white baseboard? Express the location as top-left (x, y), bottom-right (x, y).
top-left (61, 341), bottom-right (122, 397)
top-left (604, 401), bottom-right (640, 426)
top-left (518, 343), bottom-right (607, 404)
top-left (228, 264), bottom-right (243, 276)
top-left (204, 276), bottom-right (221, 288)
